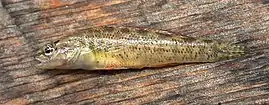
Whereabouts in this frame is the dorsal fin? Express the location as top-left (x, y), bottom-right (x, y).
top-left (102, 25), bottom-right (175, 37)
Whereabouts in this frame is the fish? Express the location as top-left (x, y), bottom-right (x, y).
top-left (35, 26), bottom-right (245, 70)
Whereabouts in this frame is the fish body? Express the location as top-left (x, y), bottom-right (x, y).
top-left (35, 26), bottom-right (245, 70)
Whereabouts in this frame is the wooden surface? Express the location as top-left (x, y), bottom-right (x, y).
top-left (1, 0), bottom-right (269, 105)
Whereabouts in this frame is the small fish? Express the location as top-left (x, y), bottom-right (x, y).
top-left (35, 26), bottom-right (245, 70)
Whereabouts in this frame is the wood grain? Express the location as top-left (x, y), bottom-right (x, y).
top-left (1, 0), bottom-right (269, 105)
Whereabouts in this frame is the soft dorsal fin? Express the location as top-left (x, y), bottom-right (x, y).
top-left (102, 25), bottom-right (175, 38)
top-left (170, 34), bottom-right (197, 42)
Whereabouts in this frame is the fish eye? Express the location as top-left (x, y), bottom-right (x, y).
top-left (44, 44), bottom-right (55, 56)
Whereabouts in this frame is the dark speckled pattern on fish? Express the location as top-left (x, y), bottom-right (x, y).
top-left (35, 26), bottom-right (245, 70)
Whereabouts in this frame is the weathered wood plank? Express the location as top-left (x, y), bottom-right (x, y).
top-left (1, 0), bottom-right (269, 105)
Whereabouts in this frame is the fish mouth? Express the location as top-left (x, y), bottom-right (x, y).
top-left (34, 54), bottom-right (48, 63)
top-left (35, 58), bottom-right (67, 70)
top-left (34, 53), bottom-right (70, 70)
top-left (34, 55), bottom-right (50, 69)
top-left (34, 55), bottom-right (58, 69)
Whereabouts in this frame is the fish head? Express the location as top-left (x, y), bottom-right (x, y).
top-left (35, 38), bottom-right (85, 70)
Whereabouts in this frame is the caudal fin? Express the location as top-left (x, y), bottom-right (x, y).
top-left (214, 43), bottom-right (246, 61)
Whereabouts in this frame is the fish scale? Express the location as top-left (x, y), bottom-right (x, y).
top-left (35, 26), bottom-right (245, 70)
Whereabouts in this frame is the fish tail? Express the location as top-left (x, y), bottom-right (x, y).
top-left (214, 43), bottom-right (246, 60)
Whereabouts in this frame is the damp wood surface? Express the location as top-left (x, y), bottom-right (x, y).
top-left (0, 0), bottom-right (269, 105)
